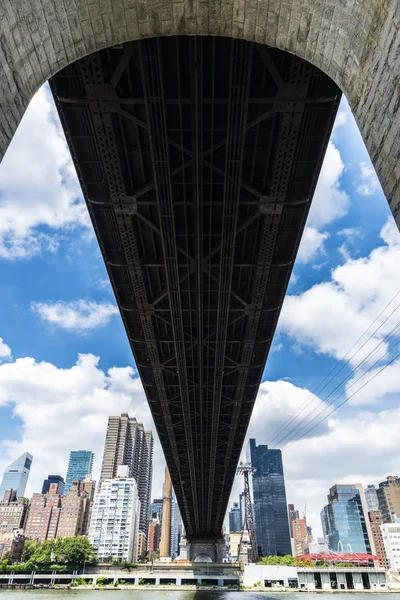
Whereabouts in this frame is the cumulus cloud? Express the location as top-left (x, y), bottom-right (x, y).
top-left (1, 339), bottom-right (399, 537)
top-left (280, 218), bottom-right (400, 368)
top-left (0, 86), bottom-right (89, 260)
top-left (31, 300), bottom-right (119, 331)
top-left (0, 338), bottom-right (11, 361)
top-left (297, 227), bottom-right (329, 264)
top-left (332, 110), bottom-right (347, 131)
top-left (0, 351), bottom-right (165, 499)
top-left (227, 378), bottom-right (400, 536)
top-left (307, 141), bottom-right (350, 229)
top-left (356, 161), bottom-right (382, 197)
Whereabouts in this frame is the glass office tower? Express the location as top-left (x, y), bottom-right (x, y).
top-left (248, 439), bottom-right (291, 557)
top-left (64, 450), bottom-right (94, 494)
top-left (321, 484), bottom-right (372, 553)
top-left (0, 452), bottom-right (33, 499)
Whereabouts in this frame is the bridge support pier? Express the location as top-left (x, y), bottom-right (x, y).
top-left (187, 537), bottom-right (227, 563)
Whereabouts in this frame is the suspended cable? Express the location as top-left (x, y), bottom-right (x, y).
top-left (274, 318), bottom-right (400, 448)
top-left (283, 345), bottom-right (400, 452)
top-left (268, 287), bottom-right (400, 446)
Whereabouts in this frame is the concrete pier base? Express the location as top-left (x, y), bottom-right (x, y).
top-left (187, 537), bottom-right (227, 563)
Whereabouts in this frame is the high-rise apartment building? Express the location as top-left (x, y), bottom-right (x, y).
top-left (64, 451), bottom-right (94, 494)
top-left (377, 476), bottom-right (400, 524)
top-left (248, 439), bottom-right (291, 557)
top-left (369, 511), bottom-right (388, 569)
top-left (89, 466), bottom-right (140, 563)
top-left (321, 484), bottom-right (373, 554)
top-left (147, 517), bottom-right (161, 553)
top-left (0, 453), bottom-right (33, 499)
top-left (42, 475), bottom-right (64, 495)
top-left (365, 485), bottom-right (379, 512)
top-left (100, 414), bottom-right (153, 534)
top-left (24, 483), bottom-right (62, 543)
top-left (0, 490), bottom-right (28, 534)
top-left (57, 480), bottom-right (92, 538)
top-left (381, 517), bottom-right (400, 571)
top-left (229, 502), bottom-right (242, 533)
top-left (292, 518), bottom-right (310, 556)
top-left (137, 531), bottom-right (147, 561)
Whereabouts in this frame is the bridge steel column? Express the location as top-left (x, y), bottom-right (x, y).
top-left (0, 2), bottom-right (399, 223)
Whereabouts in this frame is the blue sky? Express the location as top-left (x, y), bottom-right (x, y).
top-left (0, 85), bottom-right (399, 536)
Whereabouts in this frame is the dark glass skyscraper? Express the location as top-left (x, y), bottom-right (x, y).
top-left (248, 439), bottom-right (291, 557)
top-left (321, 484), bottom-right (372, 553)
top-left (229, 502), bottom-right (242, 533)
top-left (42, 475), bottom-right (64, 495)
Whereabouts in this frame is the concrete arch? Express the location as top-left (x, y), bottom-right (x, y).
top-left (0, 0), bottom-right (399, 221)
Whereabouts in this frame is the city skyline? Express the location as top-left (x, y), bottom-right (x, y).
top-left (2, 437), bottom-right (399, 542)
top-left (0, 83), bottom-right (400, 540)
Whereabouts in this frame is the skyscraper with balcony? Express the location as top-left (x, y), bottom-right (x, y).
top-left (100, 413), bottom-right (153, 534)
top-left (0, 453), bottom-right (33, 500)
top-left (64, 451), bottom-right (94, 494)
top-left (377, 476), bottom-right (400, 523)
top-left (248, 439), bottom-right (291, 557)
top-left (89, 465), bottom-right (140, 563)
top-left (321, 484), bottom-right (373, 554)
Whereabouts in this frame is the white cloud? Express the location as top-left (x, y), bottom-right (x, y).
top-left (337, 227), bottom-right (362, 241)
top-left (0, 351), bottom-right (165, 499)
top-left (233, 378), bottom-right (400, 537)
top-left (297, 226), bottom-right (329, 264)
top-left (333, 110), bottom-right (347, 131)
top-left (31, 299), bottom-right (119, 332)
top-left (0, 338), bottom-right (11, 361)
top-left (0, 86), bottom-right (89, 260)
top-left (307, 141), bottom-right (350, 229)
top-left (0, 341), bottom-right (398, 539)
top-left (280, 218), bottom-right (400, 368)
top-left (356, 161), bottom-right (381, 197)
top-left (345, 359), bottom-right (400, 407)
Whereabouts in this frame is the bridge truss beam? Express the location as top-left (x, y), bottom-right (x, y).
top-left (50, 35), bottom-right (340, 540)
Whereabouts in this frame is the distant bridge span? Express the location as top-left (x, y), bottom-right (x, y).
top-left (1, 1), bottom-right (400, 560)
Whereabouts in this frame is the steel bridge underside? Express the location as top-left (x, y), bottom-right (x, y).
top-left (50, 36), bottom-right (340, 541)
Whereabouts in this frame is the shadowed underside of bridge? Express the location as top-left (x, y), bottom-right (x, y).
top-left (50, 36), bottom-right (340, 541)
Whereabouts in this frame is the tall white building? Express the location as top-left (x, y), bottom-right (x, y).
top-left (0, 453), bottom-right (33, 500)
top-left (381, 517), bottom-right (400, 572)
top-left (89, 466), bottom-right (140, 563)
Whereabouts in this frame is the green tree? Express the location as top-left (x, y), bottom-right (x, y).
top-left (52, 537), bottom-right (96, 566)
top-left (21, 540), bottom-right (39, 563)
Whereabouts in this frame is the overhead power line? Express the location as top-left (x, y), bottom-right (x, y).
top-left (273, 316), bottom-right (400, 449)
top-left (283, 345), bottom-right (400, 452)
top-left (267, 287), bottom-right (400, 447)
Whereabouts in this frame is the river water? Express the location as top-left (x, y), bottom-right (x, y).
top-left (0, 591), bottom-right (399, 600)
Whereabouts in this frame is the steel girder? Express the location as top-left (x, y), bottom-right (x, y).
top-left (50, 36), bottom-right (340, 539)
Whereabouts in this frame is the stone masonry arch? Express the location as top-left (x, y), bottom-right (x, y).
top-left (0, 1), bottom-right (399, 223)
